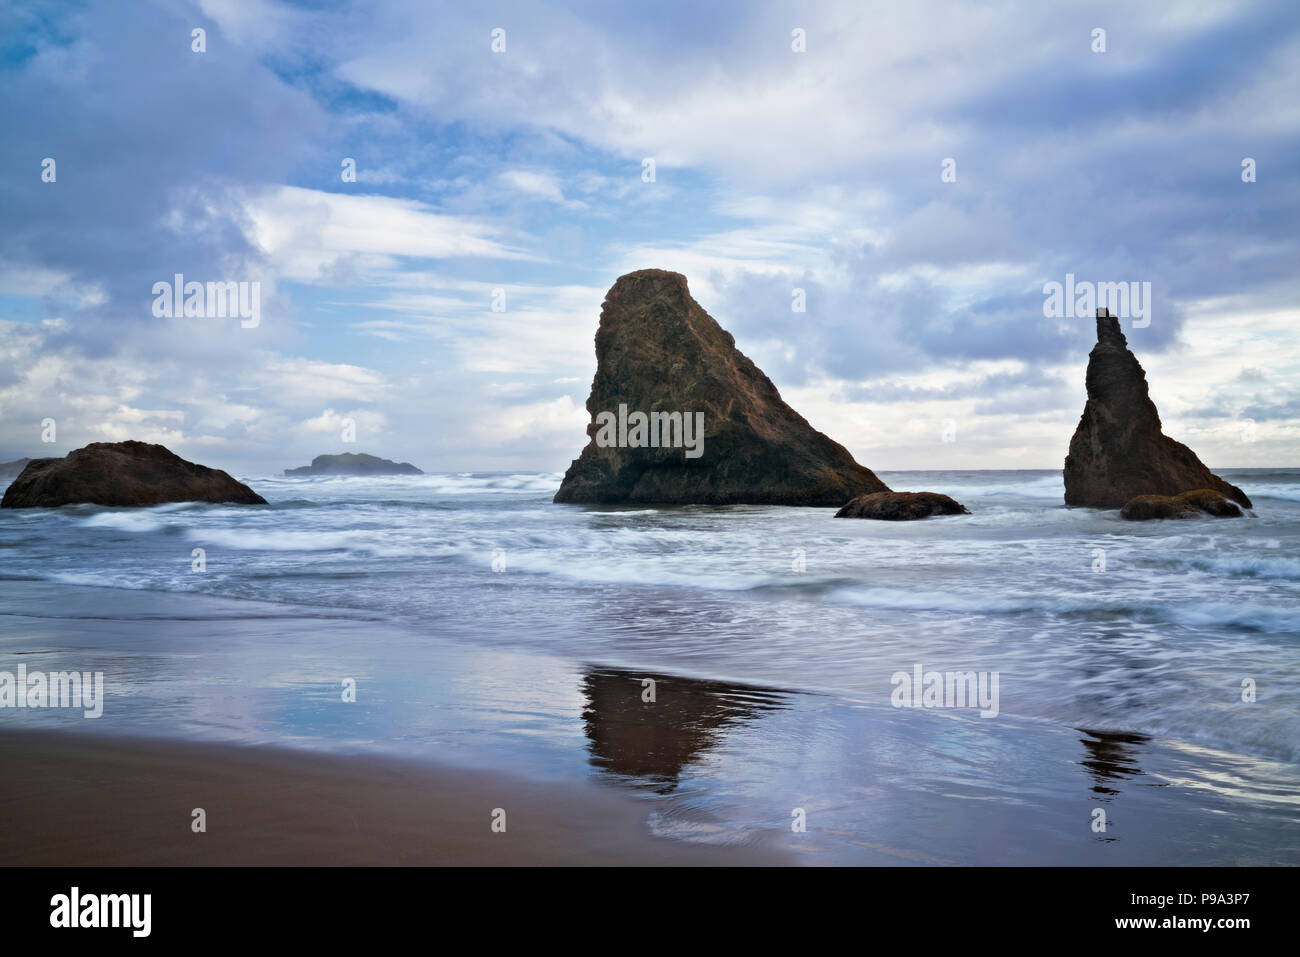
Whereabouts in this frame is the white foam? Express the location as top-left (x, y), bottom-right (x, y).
top-left (78, 512), bottom-right (168, 533)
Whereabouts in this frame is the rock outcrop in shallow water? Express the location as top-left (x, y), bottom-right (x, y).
top-left (554, 269), bottom-right (889, 505)
top-left (284, 452), bottom-right (422, 476)
top-left (1, 441), bottom-right (266, 508)
top-left (1120, 489), bottom-right (1244, 520)
top-left (1064, 309), bottom-right (1251, 509)
top-left (835, 491), bottom-right (969, 520)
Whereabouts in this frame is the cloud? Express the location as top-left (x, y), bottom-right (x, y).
top-left (2, 0), bottom-right (1298, 470)
top-left (301, 407), bottom-right (387, 435)
top-left (497, 169), bottom-right (576, 206)
top-left (244, 186), bottom-right (536, 282)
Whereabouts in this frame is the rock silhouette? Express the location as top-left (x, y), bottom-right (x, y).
top-left (1064, 310), bottom-right (1251, 509)
top-left (836, 491), bottom-right (969, 520)
top-left (554, 269), bottom-right (888, 505)
top-left (284, 452), bottom-right (422, 476)
top-left (1120, 489), bottom-right (1243, 520)
top-left (1, 441), bottom-right (266, 508)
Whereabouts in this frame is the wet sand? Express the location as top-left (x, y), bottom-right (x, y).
top-left (2, 581), bottom-right (1298, 865)
top-left (0, 729), bottom-right (788, 865)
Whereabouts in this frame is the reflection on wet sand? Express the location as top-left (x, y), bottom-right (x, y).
top-left (581, 666), bottom-right (789, 792)
top-left (1078, 728), bottom-right (1149, 798)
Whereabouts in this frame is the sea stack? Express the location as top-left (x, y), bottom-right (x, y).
top-left (554, 269), bottom-right (889, 505)
top-left (1, 441), bottom-right (266, 508)
top-left (1063, 309), bottom-right (1251, 509)
top-left (835, 491), bottom-right (969, 520)
top-left (284, 452), bottom-right (422, 476)
top-left (1119, 489), bottom-right (1244, 521)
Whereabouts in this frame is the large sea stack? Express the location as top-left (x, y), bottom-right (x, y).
top-left (1, 441), bottom-right (267, 508)
top-left (554, 269), bottom-right (888, 505)
top-left (1063, 310), bottom-right (1251, 509)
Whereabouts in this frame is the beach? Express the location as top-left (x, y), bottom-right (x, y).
top-left (4, 0), bottom-right (1299, 888)
top-left (0, 729), bottom-right (790, 866)
top-left (2, 559), bottom-right (1298, 865)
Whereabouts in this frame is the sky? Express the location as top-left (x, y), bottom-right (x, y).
top-left (1, 0), bottom-right (1297, 476)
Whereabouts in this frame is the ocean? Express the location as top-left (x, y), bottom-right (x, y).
top-left (2, 468), bottom-right (1298, 863)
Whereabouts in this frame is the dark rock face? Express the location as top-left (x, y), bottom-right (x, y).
top-left (1, 442), bottom-right (266, 508)
top-left (835, 491), bottom-right (969, 520)
top-left (554, 269), bottom-right (889, 505)
top-left (284, 453), bottom-right (422, 476)
top-left (1064, 310), bottom-right (1251, 509)
top-left (1120, 489), bottom-right (1244, 521)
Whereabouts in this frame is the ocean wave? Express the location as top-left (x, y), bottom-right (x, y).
top-left (497, 549), bottom-right (783, 590)
top-left (826, 585), bottom-right (1299, 633)
top-left (75, 501), bottom-right (217, 533)
top-left (49, 571), bottom-right (156, 590)
top-left (77, 512), bottom-right (170, 533)
top-left (1157, 554), bottom-right (1300, 581)
top-left (959, 479), bottom-right (1066, 498)
top-left (461, 549), bottom-right (1300, 634)
top-left (1219, 469), bottom-right (1300, 483)
top-left (187, 527), bottom-right (457, 559)
top-left (877, 471), bottom-right (1065, 499)
top-left (254, 471), bottom-right (563, 496)
top-left (1247, 485), bottom-right (1300, 503)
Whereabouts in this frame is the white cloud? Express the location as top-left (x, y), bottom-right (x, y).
top-left (498, 169), bottom-right (574, 206)
top-left (243, 186), bottom-right (535, 282)
top-left (301, 407), bottom-right (387, 435)
top-left (472, 394), bottom-right (588, 445)
top-left (253, 356), bottom-right (390, 405)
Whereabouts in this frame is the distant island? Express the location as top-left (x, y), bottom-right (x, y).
top-left (0, 458), bottom-right (31, 482)
top-left (284, 453), bottom-right (423, 476)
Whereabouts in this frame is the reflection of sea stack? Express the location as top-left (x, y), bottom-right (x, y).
top-left (1, 441), bottom-right (266, 508)
top-left (1064, 309), bottom-right (1251, 509)
top-left (580, 667), bottom-right (787, 791)
top-left (1077, 729), bottom-right (1148, 798)
top-left (554, 269), bottom-right (888, 505)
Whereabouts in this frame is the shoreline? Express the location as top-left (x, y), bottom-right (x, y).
top-left (2, 580), bottom-right (1298, 865)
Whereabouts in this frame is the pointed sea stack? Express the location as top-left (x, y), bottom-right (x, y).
top-left (554, 269), bottom-right (888, 505)
top-left (1063, 310), bottom-right (1250, 509)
